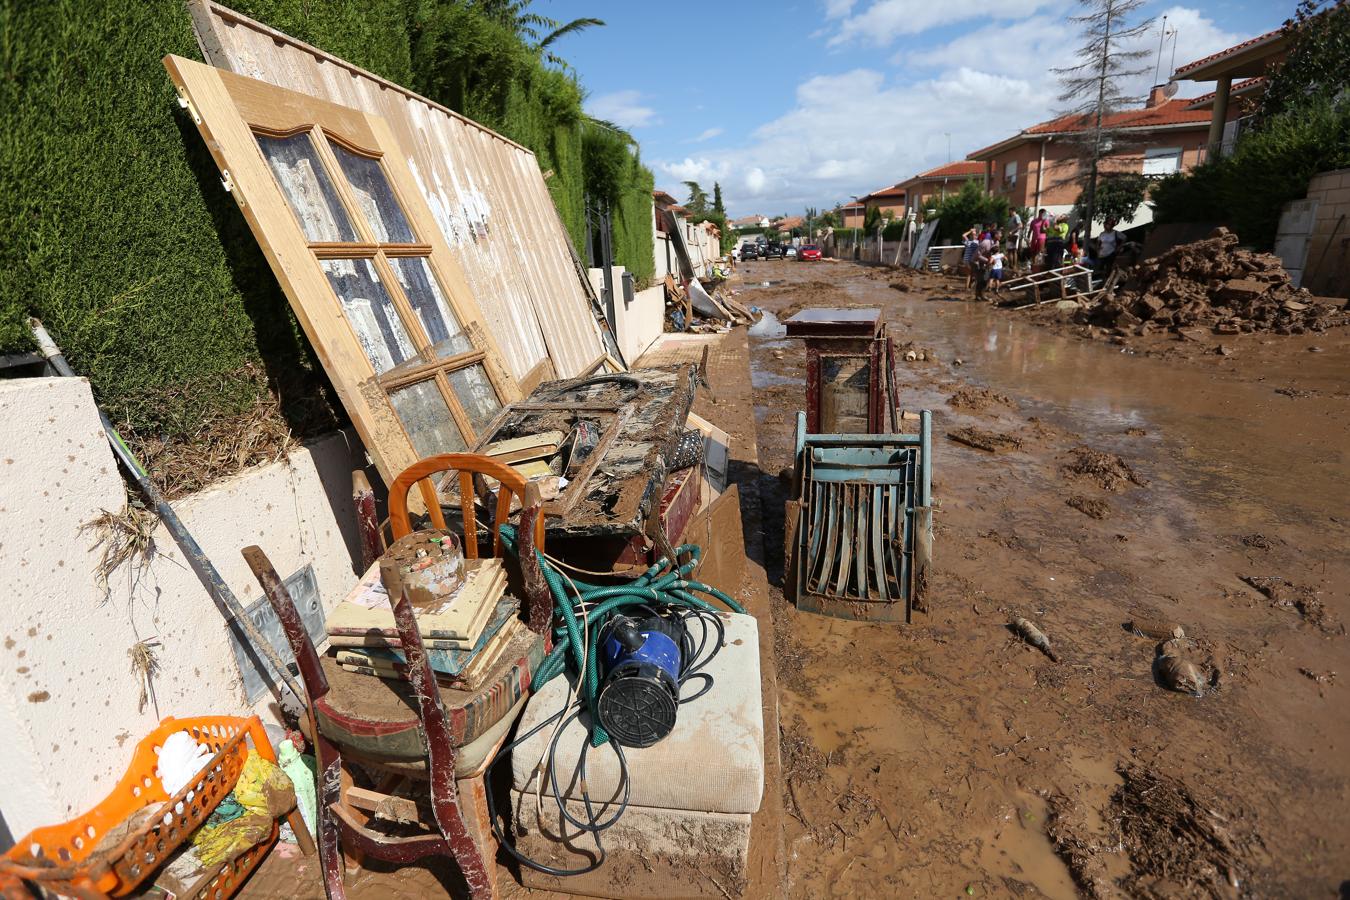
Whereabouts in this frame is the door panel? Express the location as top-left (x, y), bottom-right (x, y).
top-left (164, 54), bottom-right (518, 484)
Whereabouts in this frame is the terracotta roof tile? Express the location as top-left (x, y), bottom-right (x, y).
top-left (1183, 76), bottom-right (1265, 109)
top-left (919, 160), bottom-right (985, 179)
top-left (1173, 26), bottom-right (1283, 77)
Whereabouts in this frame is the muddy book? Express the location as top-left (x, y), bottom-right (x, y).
top-left (335, 617), bottom-right (526, 691)
top-left (326, 557), bottom-right (505, 643)
top-left (332, 597), bottom-right (517, 677)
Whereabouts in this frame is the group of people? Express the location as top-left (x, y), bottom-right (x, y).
top-left (962, 209), bottom-right (1128, 301)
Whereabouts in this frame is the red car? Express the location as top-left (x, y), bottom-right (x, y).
top-left (798, 245), bottom-right (822, 261)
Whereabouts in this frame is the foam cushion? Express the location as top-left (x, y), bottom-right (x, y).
top-left (512, 789), bottom-right (752, 899)
top-left (511, 612), bottom-right (763, 815)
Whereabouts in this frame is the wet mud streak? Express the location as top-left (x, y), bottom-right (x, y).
top-left (738, 257), bottom-right (1349, 898)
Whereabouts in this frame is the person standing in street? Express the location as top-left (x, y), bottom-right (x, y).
top-left (1094, 216), bottom-right (1124, 278)
top-left (1029, 208), bottom-right (1049, 269)
top-left (1006, 209), bottom-right (1023, 270)
top-left (1044, 214), bottom-right (1069, 269)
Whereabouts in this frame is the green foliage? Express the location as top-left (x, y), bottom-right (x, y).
top-left (0, 0), bottom-right (394, 439)
top-left (863, 205), bottom-right (883, 232)
top-left (683, 181), bottom-right (710, 216)
top-left (881, 220), bottom-right (907, 241)
top-left (712, 183), bottom-right (726, 217)
top-left (1, 0), bottom-right (655, 463)
top-left (1151, 93), bottom-right (1350, 248)
top-left (927, 181), bottom-right (1011, 243)
top-left (1259, 0), bottom-right (1350, 125)
top-left (1075, 174), bottom-right (1148, 225)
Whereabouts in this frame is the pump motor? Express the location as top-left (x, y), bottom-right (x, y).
top-left (596, 615), bottom-right (684, 748)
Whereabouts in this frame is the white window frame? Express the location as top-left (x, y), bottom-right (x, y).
top-left (1004, 160), bottom-right (1017, 186)
top-left (1143, 146), bottom-right (1183, 176)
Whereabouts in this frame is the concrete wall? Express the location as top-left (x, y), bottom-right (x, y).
top-left (588, 268), bottom-right (665, 364)
top-left (654, 231), bottom-right (676, 282)
top-left (1302, 168), bottom-right (1350, 298)
top-left (0, 377), bottom-right (364, 838)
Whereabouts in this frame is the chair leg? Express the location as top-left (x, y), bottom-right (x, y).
top-left (315, 735), bottom-right (350, 900)
top-left (384, 568), bottom-right (493, 899)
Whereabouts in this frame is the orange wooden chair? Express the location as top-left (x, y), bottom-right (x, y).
top-left (245, 454), bottom-right (552, 900)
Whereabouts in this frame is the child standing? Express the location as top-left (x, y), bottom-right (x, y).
top-left (989, 245), bottom-right (1007, 297)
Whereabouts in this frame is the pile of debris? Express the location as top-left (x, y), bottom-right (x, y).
top-left (1084, 228), bottom-right (1343, 336)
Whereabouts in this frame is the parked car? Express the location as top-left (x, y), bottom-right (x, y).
top-left (785, 246), bottom-right (797, 258)
top-left (798, 245), bottom-right (822, 261)
top-left (763, 243), bottom-right (785, 259)
top-left (741, 243), bottom-right (760, 260)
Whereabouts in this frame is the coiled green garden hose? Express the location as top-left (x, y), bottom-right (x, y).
top-left (498, 524), bottom-right (745, 747)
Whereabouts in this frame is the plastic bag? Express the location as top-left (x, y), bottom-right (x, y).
top-left (191, 750), bottom-right (295, 866)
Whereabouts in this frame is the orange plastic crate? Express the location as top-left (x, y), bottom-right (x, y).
top-left (1, 715), bottom-right (279, 899)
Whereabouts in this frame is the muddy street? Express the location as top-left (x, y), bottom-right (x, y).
top-left (738, 258), bottom-right (1349, 898)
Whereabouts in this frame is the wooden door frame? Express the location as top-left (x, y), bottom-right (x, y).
top-left (163, 54), bottom-right (520, 485)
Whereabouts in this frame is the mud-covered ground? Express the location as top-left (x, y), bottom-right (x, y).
top-left (738, 257), bottom-right (1349, 898)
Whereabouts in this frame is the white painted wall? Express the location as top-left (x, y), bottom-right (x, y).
top-left (587, 268), bottom-right (665, 364)
top-left (0, 377), bottom-right (365, 838)
top-left (653, 231), bottom-right (675, 282)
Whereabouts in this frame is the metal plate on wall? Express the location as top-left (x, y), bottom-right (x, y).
top-left (228, 564), bottom-right (324, 702)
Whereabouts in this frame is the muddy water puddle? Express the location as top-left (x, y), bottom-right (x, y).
top-left (835, 278), bottom-right (1350, 527)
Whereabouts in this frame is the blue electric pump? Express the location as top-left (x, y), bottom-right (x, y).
top-left (596, 615), bottom-right (684, 748)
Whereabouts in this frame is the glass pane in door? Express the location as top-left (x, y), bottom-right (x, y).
top-left (320, 258), bottom-right (417, 375)
top-left (446, 363), bottom-right (501, 434)
top-left (388, 379), bottom-right (467, 458)
top-left (388, 257), bottom-right (473, 358)
top-left (328, 142), bottom-right (416, 243)
top-left (256, 133), bottom-right (357, 242)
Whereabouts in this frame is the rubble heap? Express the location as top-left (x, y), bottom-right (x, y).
top-left (1085, 228), bottom-right (1342, 336)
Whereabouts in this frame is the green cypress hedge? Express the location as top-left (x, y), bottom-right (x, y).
top-left (0, 0), bottom-right (654, 472)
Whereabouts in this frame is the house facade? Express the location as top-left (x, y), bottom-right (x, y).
top-left (1171, 25), bottom-right (1291, 160)
top-left (893, 161), bottom-right (985, 215)
top-left (966, 87), bottom-right (1212, 224)
top-left (838, 202), bottom-right (866, 229)
top-left (860, 184), bottom-right (908, 221)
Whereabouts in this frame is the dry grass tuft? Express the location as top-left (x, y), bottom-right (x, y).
top-left (130, 385), bottom-right (300, 499)
top-left (128, 640), bottom-right (161, 714)
top-left (81, 498), bottom-right (157, 595)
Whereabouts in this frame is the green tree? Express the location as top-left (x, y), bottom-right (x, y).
top-left (1258, 0), bottom-right (1350, 125)
top-left (683, 181), bottom-right (710, 216)
top-left (819, 210), bottom-right (839, 228)
top-left (928, 181), bottom-right (1011, 243)
top-left (1075, 174), bottom-right (1148, 224)
top-left (713, 182), bottom-right (726, 217)
top-left (863, 204), bottom-right (882, 232)
top-left (1151, 92), bottom-right (1350, 249)
top-left (1053, 0), bottom-right (1152, 240)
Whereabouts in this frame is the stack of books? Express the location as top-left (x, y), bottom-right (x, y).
top-left (326, 557), bottom-right (522, 691)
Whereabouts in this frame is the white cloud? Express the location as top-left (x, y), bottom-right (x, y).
top-left (824, 0), bottom-right (857, 18)
top-left (653, 5), bottom-right (1242, 216)
top-left (690, 127), bottom-right (724, 143)
top-left (585, 90), bottom-right (658, 129)
top-left (905, 6), bottom-right (1242, 98)
top-left (656, 66), bottom-right (1046, 216)
top-left (828, 0), bottom-right (1056, 47)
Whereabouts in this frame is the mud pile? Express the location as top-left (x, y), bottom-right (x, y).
top-left (1086, 228), bottom-right (1341, 335)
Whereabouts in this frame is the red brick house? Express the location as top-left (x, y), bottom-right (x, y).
top-left (966, 87), bottom-right (1212, 224)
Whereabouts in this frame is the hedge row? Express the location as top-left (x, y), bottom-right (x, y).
top-left (0, 0), bottom-right (654, 453)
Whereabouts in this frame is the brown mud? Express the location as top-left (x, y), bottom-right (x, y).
top-left (738, 257), bottom-right (1349, 898)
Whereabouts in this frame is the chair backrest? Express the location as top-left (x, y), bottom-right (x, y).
top-left (388, 453), bottom-right (545, 558)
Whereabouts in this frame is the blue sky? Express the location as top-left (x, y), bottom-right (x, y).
top-left (539, 0), bottom-right (1290, 217)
